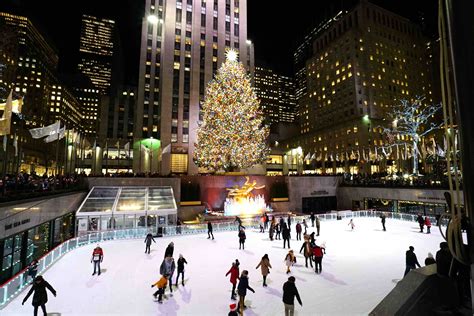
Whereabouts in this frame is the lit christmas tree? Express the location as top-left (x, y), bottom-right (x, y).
top-left (194, 50), bottom-right (269, 172)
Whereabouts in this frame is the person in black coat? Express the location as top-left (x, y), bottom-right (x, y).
top-left (22, 275), bottom-right (56, 316)
top-left (287, 214), bottom-right (292, 231)
top-left (310, 212), bottom-right (315, 227)
top-left (164, 242), bottom-right (174, 258)
top-left (282, 276), bottom-right (302, 315)
top-left (175, 254), bottom-right (188, 286)
top-left (207, 221), bottom-right (214, 240)
top-left (28, 260), bottom-right (39, 280)
top-left (275, 223), bottom-right (281, 240)
top-left (238, 228), bottom-right (246, 250)
top-left (282, 223), bottom-right (291, 249)
top-left (436, 241), bottom-right (452, 277)
top-left (417, 214), bottom-right (424, 232)
top-left (144, 233), bottom-right (156, 254)
top-left (237, 270), bottom-right (255, 313)
top-left (404, 246), bottom-right (421, 277)
top-left (380, 213), bottom-right (386, 231)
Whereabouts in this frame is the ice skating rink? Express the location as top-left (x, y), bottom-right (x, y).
top-left (3, 217), bottom-right (444, 316)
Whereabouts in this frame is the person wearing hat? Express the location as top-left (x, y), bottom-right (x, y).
top-left (151, 273), bottom-right (169, 304)
top-left (91, 244), bottom-right (104, 276)
top-left (424, 252), bottom-right (436, 266)
top-left (22, 275), bottom-right (57, 316)
top-left (175, 254), bottom-right (188, 286)
top-left (404, 246), bottom-right (421, 277)
top-left (228, 302), bottom-right (238, 316)
top-left (283, 276), bottom-right (302, 316)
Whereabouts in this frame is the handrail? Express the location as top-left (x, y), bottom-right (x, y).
top-left (0, 210), bottom-right (447, 309)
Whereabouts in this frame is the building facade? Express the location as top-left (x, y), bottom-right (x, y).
top-left (254, 66), bottom-right (296, 124)
top-left (136, 0), bottom-right (254, 175)
top-left (78, 15), bottom-right (115, 95)
top-left (287, 1), bottom-right (436, 175)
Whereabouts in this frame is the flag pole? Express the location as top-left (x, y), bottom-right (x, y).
top-left (117, 141), bottom-right (120, 173)
top-left (105, 139), bottom-right (109, 175)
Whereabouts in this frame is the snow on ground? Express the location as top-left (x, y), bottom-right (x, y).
top-left (3, 217), bottom-right (443, 316)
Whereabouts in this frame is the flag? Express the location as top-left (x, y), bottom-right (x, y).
top-left (162, 144), bottom-right (171, 154)
top-left (141, 144), bottom-right (150, 155)
top-left (350, 150), bottom-right (356, 160)
top-left (304, 152), bottom-right (310, 160)
top-left (13, 134), bottom-right (18, 156)
top-left (0, 90), bottom-right (13, 136)
top-left (362, 149), bottom-right (367, 161)
top-left (396, 144), bottom-right (400, 160)
top-left (437, 145), bottom-right (445, 157)
top-left (44, 126), bottom-right (65, 143)
top-left (357, 149), bottom-right (361, 162)
top-left (92, 139), bottom-right (97, 151)
top-left (335, 153), bottom-right (339, 162)
top-left (2, 135), bottom-right (6, 151)
top-left (310, 153), bottom-right (316, 161)
top-left (317, 152), bottom-right (322, 162)
top-left (124, 142), bottom-right (130, 152)
top-left (29, 121), bottom-right (60, 139)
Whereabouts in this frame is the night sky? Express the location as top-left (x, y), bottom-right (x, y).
top-left (0, 0), bottom-right (437, 82)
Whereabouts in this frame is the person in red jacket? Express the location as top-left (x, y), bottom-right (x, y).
top-left (91, 245), bottom-right (104, 276)
top-left (312, 243), bottom-right (325, 274)
top-left (424, 217), bottom-right (432, 234)
top-left (225, 260), bottom-right (240, 300)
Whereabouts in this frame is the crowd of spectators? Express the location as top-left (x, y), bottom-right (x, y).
top-left (0, 172), bottom-right (84, 196)
top-left (341, 172), bottom-right (456, 189)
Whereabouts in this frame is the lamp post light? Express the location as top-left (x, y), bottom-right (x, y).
top-left (147, 15), bottom-right (159, 24)
top-left (363, 115), bottom-right (372, 174)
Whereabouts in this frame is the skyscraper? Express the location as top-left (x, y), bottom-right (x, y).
top-left (288, 1), bottom-right (436, 175)
top-left (254, 66), bottom-right (296, 124)
top-left (136, 0), bottom-right (253, 175)
top-left (78, 15), bottom-right (115, 95)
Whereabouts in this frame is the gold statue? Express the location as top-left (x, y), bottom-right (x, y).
top-left (227, 176), bottom-right (265, 202)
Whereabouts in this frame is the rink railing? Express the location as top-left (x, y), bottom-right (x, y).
top-left (0, 210), bottom-right (445, 309)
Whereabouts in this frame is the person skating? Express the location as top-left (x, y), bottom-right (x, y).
top-left (315, 216), bottom-right (321, 236)
top-left (348, 219), bottom-right (355, 230)
top-left (284, 250), bottom-right (296, 274)
top-left (269, 223), bottom-right (274, 241)
top-left (91, 244), bottom-right (104, 276)
top-left (425, 252), bottom-right (436, 266)
top-left (235, 216), bottom-right (245, 230)
top-left (302, 219), bottom-right (308, 235)
top-left (417, 214), bottom-right (424, 232)
top-left (279, 217), bottom-right (285, 231)
top-left (309, 232), bottom-right (315, 244)
top-left (313, 243), bottom-right (325, 274)
top-left (144, 233), bottom-right (156, 254)
top-left (282, 276), bottom-right (302, 316)
top-left (295, 222), bottom-right (302, 241)
top-left (380, 213), bottom-right (386, 231)
top-left (228, 302), bottom-right (239, 316)
top-left (404, 246), bottom-right (421, 277)
top-left (264, 212), bottom-right (269, 231)
top-left (275, 223), bottom-right (281, 240)
top-left (237, 270), bottom-right (255, 314)
top-left (424, 217), bottom-right (431, 234)
top-left (256, 254), bottom-right (272, 287)
top-left (28, 259), bottom-right (39, 281)
top-left (287, 214), bottom-right (292, 231)
top-left (299, 235), bottom-right (313, 268)
top-left (175, 254), bottom-right (188, 286)
top-left (207, 221), bottom-right (215, 239)
top-left (151, 273), bottom-right (169, 304)
top-left (164, 242), bottom-right (174, 258)
top-left (238, 228), bottom-right (246, 250)
top-left (160, 256), bottom-right (176, 293)
top-left (259, 215), bottom-right (265, 233)
top-left (282, 223), bottom-right (291, 249)
top-left (22, 275), bottom-right (56, 316)
top-left (310, 212), bottom-right (315, 227)
top-left (225, 261), bottom-right (240, 300)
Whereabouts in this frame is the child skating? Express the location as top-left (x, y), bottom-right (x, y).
top-left (151, 273), bottom-right (169, 304)
top-left (348, 219), bottom-right (355, 230)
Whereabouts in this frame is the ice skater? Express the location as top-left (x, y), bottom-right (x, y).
top-left (380, 213), bottom-right (386, 231)
top-left (237, 270), bottom-right (255, 314)
top-left (417, 214), bottom-right (425, 232)
top-left (404, 246), bottom-right (421, 277)
top-left (424, 217), bottom-right (431, 234)
top-left (28, 259), bottom-right (39, 281)
top-left (348, 219), bottom-right (355, 230)
top-left (313, 243), bottom-right (325, 274)
top-left (295, 222), bottom-right (302, 241)
top-left (275, 223), bottom-right (281, 240)
top-left (264, 213), bottom-right (269, 230)
top-left (269, 223), bottom-right (274, 241)
top-left (164, 242), bottom-right (174, 258)
top-left (151, 273), bottom-right (169, 303)
top-left (256, 254), bottom-right (272, 287)
top-left (238, 228), bottom-right (246, 250)
top-left (287, 214), bottom-right (292, 231)
top-left (282, 223), bottom-right (291, 249)
top-left (299, 235), bottom-right (313, 268)
top-left (310, 212), bottom-right (315, 227)
top-left (284, 250), bottom-right (296, 274)
top-left (283, 276), bottom-right (303, 316)
top-left (144, 233), bottom-right (156, 254)
top-left (315, 216), bottom-right (321, 236)
top-left (22, 275), bottom-right (56, 316)
top-left (207, 221), bottom-right (214, 239)
top-left (302, 219), bottom-right (308, 235)
top-left (175, 254), bottom-right (188, 286)
top-left (235, 216), bottom-right (245, 230)
top-left (91, 244), bottom-right (103, 276)
top-left (225, 260), bottom-right (240, 300)
top-left (160, 256), bottom-right (176, 293)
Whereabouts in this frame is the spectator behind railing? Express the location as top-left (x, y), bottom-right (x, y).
top-left (340, 172), bottom-right (456, 189)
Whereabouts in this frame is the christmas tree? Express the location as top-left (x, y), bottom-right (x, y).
top-left (194, 50), bottom-right (269, 172)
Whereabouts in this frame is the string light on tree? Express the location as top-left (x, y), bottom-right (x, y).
top-left (194, 49), bottom-right (269, 172)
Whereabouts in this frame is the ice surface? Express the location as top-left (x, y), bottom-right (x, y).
top-left (3, 217), bottom-right (444, 315)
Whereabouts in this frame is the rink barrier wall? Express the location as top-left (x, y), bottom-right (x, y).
top-left (0, 210), bottom-right (446, 309)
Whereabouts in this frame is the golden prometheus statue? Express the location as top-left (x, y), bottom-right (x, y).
top-left (227, 176), bottom-right (265, 202)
